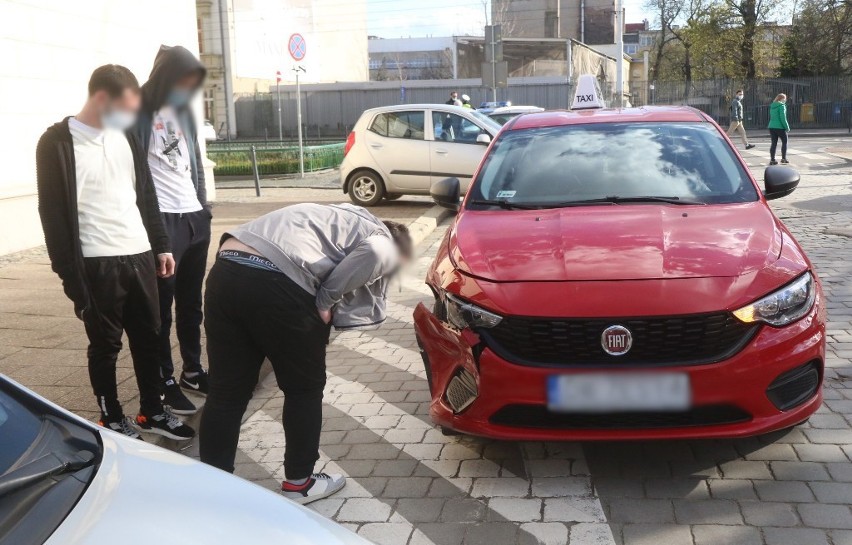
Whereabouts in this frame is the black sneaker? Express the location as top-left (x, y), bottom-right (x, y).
top-left (780, 158), bottom-right (789, 164)
top-left (99, 416), bottom-right (142, 440)
top-left (746, 144), bottom-right (756, 149)
top-left (769, 160), bottom-right (778, 165)
top-left (135, 409), bottom-right (195, 441)
top-left (161, 377), bottom-right (197, 415)
top-left (180, 370), bottom-right (209, 397)
top-left (281, 473), bottom-right (346, 505)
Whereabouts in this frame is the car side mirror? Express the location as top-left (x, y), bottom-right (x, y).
top-left (430, 177), bottom-right (461, 211)
top-left (763, 166), bottom-right (800, 200)
top-left (476, 133), bottom-right (492, 145)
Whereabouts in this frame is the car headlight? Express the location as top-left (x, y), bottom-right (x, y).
top-left (733, 273), bottom-right (816, 327)
top-left (445, 293), bottom-right (502, 329)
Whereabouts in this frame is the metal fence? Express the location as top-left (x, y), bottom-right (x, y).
top-left (230, 75), bottom-right (852, 139)
top-left (630, 76), bottom-right (852, 130)
top-left (208, 143), bottom-right (344, 176)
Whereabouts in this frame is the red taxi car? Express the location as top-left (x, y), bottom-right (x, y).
top-left (413, 105), bottom-right (825, 441)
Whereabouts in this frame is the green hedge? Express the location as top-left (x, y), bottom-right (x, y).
top-left (209, 143), bottom-right (344, 176)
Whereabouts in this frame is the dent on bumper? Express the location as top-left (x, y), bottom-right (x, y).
top-left (413, 302), bottom-right (825, 440)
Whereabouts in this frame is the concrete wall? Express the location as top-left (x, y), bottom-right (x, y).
top-left (0, 0), bottom-right (201, 255)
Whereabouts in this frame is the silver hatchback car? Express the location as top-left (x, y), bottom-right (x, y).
top-left (340, 104), bottom-right (502, 206)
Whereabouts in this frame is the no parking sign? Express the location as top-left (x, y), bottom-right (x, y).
top-left (288, 33), bottom-right (306, 62)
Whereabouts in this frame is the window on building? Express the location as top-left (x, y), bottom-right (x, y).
top-left (197, 17), bottom-right (204, 54)
top-left (544, 11), bottom-right (558, 38)
top-left (640, 35), bottom-right (654, 46)
top-left (369, 111), bottom-right (425, 140)
top-left (624, 44), bottom-right (638, 55)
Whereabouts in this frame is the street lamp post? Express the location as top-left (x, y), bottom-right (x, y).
top-left (293, 65), bottom-right (306, 178)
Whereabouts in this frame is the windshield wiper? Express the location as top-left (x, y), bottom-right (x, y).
top-left (0, 451), bottom-right (96, 497)
top-left (468, 199), bottom-right (541, 210)
top-left (532, 195), bottom-right (707, 208)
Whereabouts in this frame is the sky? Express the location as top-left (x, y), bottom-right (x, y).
top-left (366, 0), bottom-right (654, 39)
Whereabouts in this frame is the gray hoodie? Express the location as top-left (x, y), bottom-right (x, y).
top-left (730, 96), bottom-right (744, 121)
top-left (224, 203), bottom-right (399, 330)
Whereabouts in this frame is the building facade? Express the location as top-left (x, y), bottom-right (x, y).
top-left (492, 0), bottom-right (616, 45)
top-left (197, 0), bottom-right (368, 139)
top-left (0, 0), bottom-right (202, 255)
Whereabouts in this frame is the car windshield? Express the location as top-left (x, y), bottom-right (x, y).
top-left (0, 388), bottom-right (41, 474)
top-left (468, 122), bottom-right (758, 207)
top-left (468, 109), bottom-right (502, 134)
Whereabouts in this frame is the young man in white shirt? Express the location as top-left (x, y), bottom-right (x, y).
top-left (36, 65), bottom-right (194, 440)
top-left (135, 46), bottom-right (210, 415)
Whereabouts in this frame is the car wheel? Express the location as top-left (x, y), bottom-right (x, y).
top-left (385, 193), bottom-right (403, 201)
top-left (348, 171), bottom-right (385, 206)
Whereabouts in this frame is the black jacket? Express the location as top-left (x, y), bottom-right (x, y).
top-left (35, 117), bottom-right (170, 319)
top-left (134, 45), bottom-right (208, 208)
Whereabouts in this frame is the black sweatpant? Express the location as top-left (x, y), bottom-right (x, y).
top-left (769, 128), bottom-right (788, 161)
top-left (158, 210), bottom-right (211, 378)
top-left (199, 258), bottom-right (330, 480)
top-left (83, 251), bottom-right (164, 419)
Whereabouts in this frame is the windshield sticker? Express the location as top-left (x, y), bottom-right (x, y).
top-left (496, 190), bottom-right (516, 198)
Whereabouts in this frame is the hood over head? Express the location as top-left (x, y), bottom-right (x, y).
top-left (142, 45), bottom-right (206, 111)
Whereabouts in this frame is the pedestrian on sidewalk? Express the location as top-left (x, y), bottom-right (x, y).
top-left (35, 65), bottom-right (195, 441)
top-left (199, 203), bottom-right (413, 504)
top-left (768, 93), bottom-right (791, 165)
top-left (727, 89), bottom-right (755, 150)
top-left (134, 45), bottom-right (210, 416)
top-left (446, 90), bottom-right (459, 105)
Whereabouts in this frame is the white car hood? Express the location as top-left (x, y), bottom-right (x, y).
top-left (46, 431), bottom-right (370, 545)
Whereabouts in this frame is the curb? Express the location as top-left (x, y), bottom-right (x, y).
top-left (147, 203), bottom-right (453, 450)
top-left (407, 205), bottom-right (454, 247)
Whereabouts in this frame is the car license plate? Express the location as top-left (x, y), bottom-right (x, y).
top-left (547, 373), bottom-right (691, 413)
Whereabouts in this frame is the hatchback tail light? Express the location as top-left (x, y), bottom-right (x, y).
top-left (344, 132), bottom-right (356, 156)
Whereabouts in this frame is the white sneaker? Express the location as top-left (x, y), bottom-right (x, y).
top-left (281, 473), bottom-right (346, 505)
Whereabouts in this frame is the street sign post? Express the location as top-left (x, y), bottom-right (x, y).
top-left (276, 70), bottom-right (283, 142)
top-left (288, 33), bottom-right (307, 177)
top-left (293, 65), bottom-right (306, 178)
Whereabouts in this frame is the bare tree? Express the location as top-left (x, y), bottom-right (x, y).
top-left (722, 0), bottom-right (781, 79)
top-left (491, 0), bottom-right (518, 37)
top-left (645, 0), bottom-right (684, 81)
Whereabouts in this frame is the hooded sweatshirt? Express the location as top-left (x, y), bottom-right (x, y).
top-left (768, 100), bottom-right (790, 131)
top-left (134, 45), bottom-right (208, 209)
top-left (224, 203), bottom-right (400, 330)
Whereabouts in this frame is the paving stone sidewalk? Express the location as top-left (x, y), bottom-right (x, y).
top-left (0, 187), bottom-right (433, 422)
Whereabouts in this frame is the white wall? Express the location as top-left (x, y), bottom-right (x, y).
top-left (0, 0), bottom-right (201, 255)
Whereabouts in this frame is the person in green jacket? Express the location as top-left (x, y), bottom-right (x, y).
top-left (768, 93), bottom-right (790, 165)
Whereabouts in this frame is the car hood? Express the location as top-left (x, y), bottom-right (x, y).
top-left (452, 202), bottom-right (782, 282)
top-left (46, 432), bottom-right (371, 545)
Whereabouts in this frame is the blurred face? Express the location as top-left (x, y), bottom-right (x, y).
top-left (168, 72), bottom-right (202, 108)
top-left (93, 88), bottom-right (140, 130)
top-left (450, 92), bottom-right (458, 100)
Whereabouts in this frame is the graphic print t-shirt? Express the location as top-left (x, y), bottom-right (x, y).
top-left (148, 106), bottom-right (203, 213)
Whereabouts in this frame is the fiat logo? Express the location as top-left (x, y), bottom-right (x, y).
top-left (601, 325), bottom-right (632, 356)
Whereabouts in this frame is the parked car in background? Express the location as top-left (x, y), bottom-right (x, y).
top-left (201, 120), bottom-right (218, 142)
top-left (340, 104), bottom-right (502, 206)
top-left (0, 375), bottom-right (371, 545)
top-left (415, 105), bottom-right (824, 442)
top-left (477, 101), bottom-right (513, 115)
top-left (487, 106), bottom-right (545, 125)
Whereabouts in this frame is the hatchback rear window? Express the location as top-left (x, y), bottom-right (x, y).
top-left (469, 122), bottom-right (759, 206)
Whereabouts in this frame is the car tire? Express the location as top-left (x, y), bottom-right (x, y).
top-left (385, 193), bottom-right (403, 201)
top-left (348, 171), bottom-right (385, 207)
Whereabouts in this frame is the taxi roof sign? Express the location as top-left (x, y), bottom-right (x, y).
top-left (571, 74), bottom-right (606, 110)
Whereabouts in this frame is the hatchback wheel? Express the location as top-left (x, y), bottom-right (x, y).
top-left (348, 171), bottom-right (385, 206)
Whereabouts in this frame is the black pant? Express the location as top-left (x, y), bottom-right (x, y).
top-left (83, 251), bottom-right (163, 418)
top-left (158, 210), bottom-right (211, 378)
top-left (199, 258), bottom-right (330, 480)
top-left (769, 128), bottom-right (788, 161)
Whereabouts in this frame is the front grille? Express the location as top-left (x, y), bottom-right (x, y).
top-left (490, 404), bottom-right (751, 430)
top-left (766, 360), bottom-right (821, 411)
top-left (481, 312), bottom-right (759, 367)
top-left (445, 369), bottom-right (478, 413)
